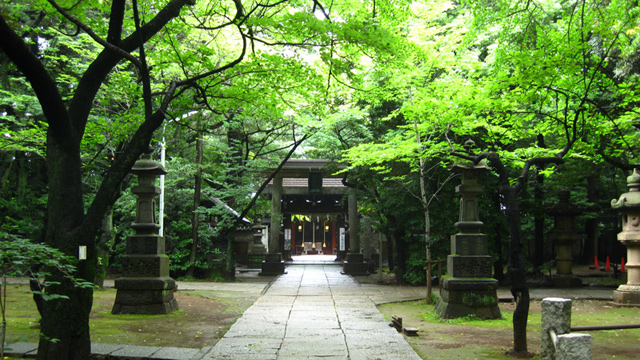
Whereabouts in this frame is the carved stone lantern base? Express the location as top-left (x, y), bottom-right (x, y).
top-left (435, 278), bottom-right (501, 319)
top-left (613, 285), bottom-right (640, 307)
top-left (112, 277), bottom-right (178, 314)
top-left (260, 253), bottom-right (286, 276)
top-left (342, 253), bottom-right (369, 275)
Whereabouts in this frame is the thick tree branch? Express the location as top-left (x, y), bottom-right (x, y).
top-left (176, 26), bottom-right (248, 86)
top-left (132, 0), bottom-right (153, 118)
top-left (69, 0), bottom-right (191, 138)
top-left (46, 0), bottom-right (142, 68)
top-left (83, 82), bottom-right (178, 240)
top-left (0, 14), bottom-right (72, 145)
top-left (107, 0), bottom-right (126, 44)
top-left (451, 150), bottom-right (565, 192)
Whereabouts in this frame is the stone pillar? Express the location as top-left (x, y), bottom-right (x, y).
top-left (548, 190), bottom-right (582, 287)
top-left (541, 297), bottom-right (572, 360)
top-left (262, 177), bottom-right (285, 275)
top-left (611, 169), bottom-right (640, 306)
top-left (435, 161), bottom-right (501, 319)
top-left (269, 176), bottom-right (282, 254)
top-left (348, 189), bottom-right (360, 253)
top-left (343, 189), bottom-right (367, 274)
top-left (112, 154), bottom-right (178, 314)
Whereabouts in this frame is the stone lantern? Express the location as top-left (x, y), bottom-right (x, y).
top-left (611, 169), bottom-right (640, 307)
top-left (548, 190), bottom-right (582, 288)
top-left (112, 153), bottom-right (178, 314)
top-left (435, 157), bottom-right (501, 319)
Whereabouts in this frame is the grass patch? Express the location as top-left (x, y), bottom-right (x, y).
top-left (2, 283), bottom-right (253, 350)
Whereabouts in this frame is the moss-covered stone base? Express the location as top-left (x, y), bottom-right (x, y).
top-left (435, 277), bottom-right (501, 319)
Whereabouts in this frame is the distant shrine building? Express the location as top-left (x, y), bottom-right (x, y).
top-left (263, 159), bottom-right (352, 257)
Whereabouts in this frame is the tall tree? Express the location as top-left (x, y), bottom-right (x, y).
top-left (1, 1), bottom-right (407, 357)
top-left (454, 0), bottom-right (640, 354)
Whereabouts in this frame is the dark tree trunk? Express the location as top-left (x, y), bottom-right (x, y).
top-left (37, 136), bottom-right (96, 360)
top-left (533, 134), bottom-right (546, 268)
top-left (584, 173), bottom-right (600, 264)
top-left (95, 205), bottom-right (115, 288)
top-left (223, 123), bottom-right (244, 281)
top-left (491, 190), bottom-right (505, 282)
top-left (504, 185), bottom-right (530, 354)
top-left (225, 229), bottom-right (236, 281)
top-left (385, 229), bottom-right (395, 271)
top-left (393, 231), bottom-right (407, 284)
top-left (533, 166), bottom-right (545, 268)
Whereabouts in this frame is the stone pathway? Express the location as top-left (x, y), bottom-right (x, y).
top-left (203, 264), bottom-right (422, 360)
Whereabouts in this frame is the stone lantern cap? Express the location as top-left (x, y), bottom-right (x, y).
top-left (449, 160), bottom-right (490, 173)
top-left (611, 169), bottom-right (640, 209)
top-left (131, 154), bottom-right (167, 176)
top-left (548, 190), bottom-right (582, 216)
top-left (449, 140), bottom-right (490, 173)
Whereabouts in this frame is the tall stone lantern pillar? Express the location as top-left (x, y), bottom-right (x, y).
top-left (112, 153), bottom-right (178, 314)
top-left (611, 169), bottom-right (640, 307)
top-left (435, 159), bottom-right (501, 319)
top-left (343, 188), bottom-right (368, 275)
top-left (548, 190), bottom-right (583, 288)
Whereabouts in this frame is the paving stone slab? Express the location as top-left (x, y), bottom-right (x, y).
top-left (3, 342), bottom-right (38, 356)
top-left (207, 345), bottom-right (278, 357)
top-left (150, 346), bottom-right (199, 360)
top-left (277, 347), bottom-right (349, 358)
top-left (223, 327), bottom-right (286, 338)
top-left (204, 353), bottom-right (277, 360)
top-left (283, 328), bottom-right (344, 339)
top-left (110, 344), bottom-right (161, 358)
top-left (91, 343), bottom-right (127, 355)
top-left (190, 346), bottom-right (213, 360)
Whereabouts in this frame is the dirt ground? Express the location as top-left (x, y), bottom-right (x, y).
top-left (377, 299), bottom-right (640, 360)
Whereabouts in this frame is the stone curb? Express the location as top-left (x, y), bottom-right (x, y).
top-left (3, 342), bottom-right (208, 360)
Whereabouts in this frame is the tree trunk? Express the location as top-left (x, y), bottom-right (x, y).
top-left (533, 166), bottom-right (545, 268)
top-left (385, 229), bottom-right (395, 271)
top-left (425, 209), bottom-right (433, 304)
top-left (225, 229), bottom-right (236, 281)
top-left (491, 190), bottom-right (505, 282)
top-left (37, 136), bottom-right (96, 360)
top-left (393, 230), bottom-right (407, 284)
top-left (504, 185), bottom-right (530, 354)
top-left (95, 206), bottom-right (115, 288)
top-left (186, 125), bottom-right (203, 278)
top-left (584, 173), bottom-right (600, 264)
top-left (533, 134), bottom-right (546, 268)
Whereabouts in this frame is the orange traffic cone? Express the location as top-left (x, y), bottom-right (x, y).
top-left (606, 256), bottom-right (611, 271)
top-left (594, 256), bottom-right (599, 269)
top-left (621, 258), bottom-right (626, 273)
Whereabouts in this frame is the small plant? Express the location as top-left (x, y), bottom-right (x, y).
top-left (0, 233), bottom-right (93, 357)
